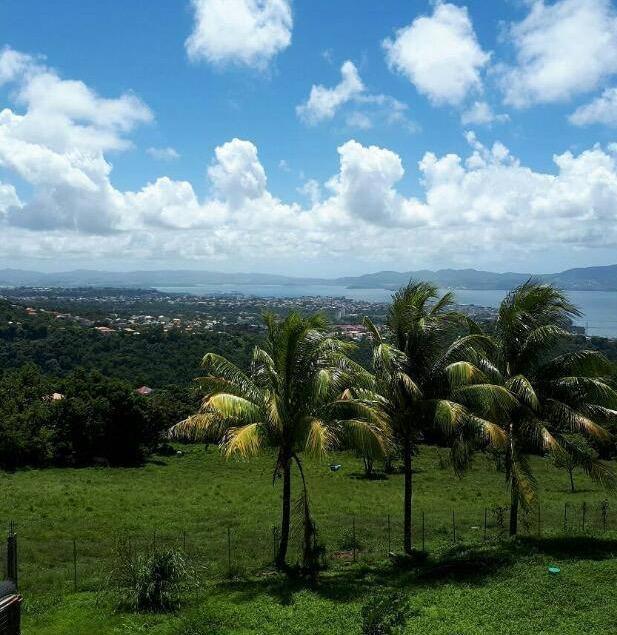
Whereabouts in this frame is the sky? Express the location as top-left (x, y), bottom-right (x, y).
top-left (2, 0), bottom-right (617, 276)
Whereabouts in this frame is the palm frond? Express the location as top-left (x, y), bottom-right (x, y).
top-left (303, 418), bottom-right (334, 457)
top-left (506, 375), bottom-right (540, 411)
top-left (444, 361), bottom-right (488, 389)
top-left (223, 423), bottom-right (263, 458)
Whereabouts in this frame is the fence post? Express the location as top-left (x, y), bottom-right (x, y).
top-left (484, 508), bottom-right (487, 541)
top-left (452, 511), bottom-right (456, 544)
top-left (6, 521), bottom-right (17, 589)
top-left (352, 517), bottom-right (357, 562)
top-left (73, 539), bottom-right (78, 592)
top-left (182, 530), bottom-right (187, 552)
top-left (563, 503), bottom-right (568, 533)
top-left (422, 512), bottom-right (425, 552)
top-left (582, 502), bottom-right (587, 533)
top-left (601, 500), bottom-right (609, 532)
top-left (387, 515), bottom-right (391, 554)
top-left (272, 525), bottom-right (277, 563)
top-left (537, 504), bottom-right (541, 537)
top-left (227, 527), bottom-right (232, 577)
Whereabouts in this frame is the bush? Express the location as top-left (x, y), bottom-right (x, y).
top-left (361, 590), bottom-right (413, 635)
top-left (108, 539), bottom-right (194, 612)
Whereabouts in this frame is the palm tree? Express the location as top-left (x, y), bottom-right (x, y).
top-left (484, 282), bottom-right (617, 535)
top-left (170, 311), bottom-right (386, 569)
top-left (358, 282), bottom-right (508, 554)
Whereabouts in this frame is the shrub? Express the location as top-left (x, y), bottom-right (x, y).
top-left (361, 590), bottom-right (413, 635)
top-left (339, 528), bottom-right (363, 552)
top-left (108, 539), bottom-right (194, 612)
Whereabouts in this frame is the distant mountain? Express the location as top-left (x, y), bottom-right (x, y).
top-left (1, 264), bottom-right (617, 291)
top-left (335, 269), bottom-right (530, 290)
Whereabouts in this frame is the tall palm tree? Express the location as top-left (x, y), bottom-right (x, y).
top-left (359, 282), bottom-right (508, 554)
top-left (483, 282), bottom-right (617, 535)
top-left (170, 311), bottom-right (386, 569)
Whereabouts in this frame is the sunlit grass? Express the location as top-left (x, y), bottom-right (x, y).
top-left (2, 444), bottom-right (616, 634)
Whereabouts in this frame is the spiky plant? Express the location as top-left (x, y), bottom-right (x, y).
top-left (359, 282), bottom-right (508, 554)
top-left (482, 281), bottom-right (617, 535)
top-left (170, 311), bottom-right (386, 569)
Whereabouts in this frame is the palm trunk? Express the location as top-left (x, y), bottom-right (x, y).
top-left (276, 457), bottom-right (291, 569)
top-left (403, 437), bottom-right (413, 554)
top-left (509, 486), bottom-right (519, 537)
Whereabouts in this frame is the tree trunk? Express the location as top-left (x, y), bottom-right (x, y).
top-left (403, 437), bottom-right (413, 554)
top-left (276, 457), bottom-right (291, 569)
top-left (509, 486), bottom-right (519, 537)
top-left (569, 468), bottom-right (575, 493)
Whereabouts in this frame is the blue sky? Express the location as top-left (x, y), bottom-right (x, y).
top-left (1, 0), bottom-right (617, 275)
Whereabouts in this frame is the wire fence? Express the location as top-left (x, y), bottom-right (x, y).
top-left (4, 498), bottom-right (616, 596)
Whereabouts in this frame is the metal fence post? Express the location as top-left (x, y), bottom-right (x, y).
top-left (563, 503), bottom-right (568, 533)
top-left (452, 511), bottom-right (456, 543)
top-left (422, 511), bottom-right (425, 552)
top-left (73, 539), bottom-right (78, 592)
top-left (387, 514), bottom-right (391, 554)
top-left (227, 527), bottom-right (232, 577)
top-left (483, 508), bottom-right (487, 541)
top-left (6, 521), bottom-right (17, 589)
top-left (352, 517), bottom-right (356, 562)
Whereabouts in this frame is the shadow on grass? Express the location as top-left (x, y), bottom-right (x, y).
top-left (514, 535), bottom-right (617, 560)
top-left (219, 543), bottom-right (515, 605)
top-left (348, 472), bottom-right (389, 481)
top-left (217, 535), bottom-right (617, 606)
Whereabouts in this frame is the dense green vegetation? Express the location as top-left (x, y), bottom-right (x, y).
top-left (0, 299), bottom-right (258, 387)
top-left (0, 365), bottom-right (198, 469)
top-left (2, 283), bottom-right (617, 633)
top-left (3, 445), bottom-right (616, 634)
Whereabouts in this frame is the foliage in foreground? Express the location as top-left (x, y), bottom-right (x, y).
top-left (361, 590), bottom-right (413, 635)
top-left (108, 540), bottom-right (194, 612)
top-left (171, 311), bottom-right (386, 570)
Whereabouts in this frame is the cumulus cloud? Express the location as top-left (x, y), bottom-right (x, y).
top-left (569, 87), bottom-right (617, 126)
top-left (383, 2), bottom-right (489, 106)
top-left (461, 101), bottom-right (510, 126)
top-left (500, 0), bottom-right (617, 108)
top-left (297, 61), bottom-right (365, 124)
top-left (147, 146), bottom-right (180, 161)
top-left (3, 48), bottom-right (617, 270)
top-left (185, 0), bottom-right (292, 70)
top-left (297, 61), bottom-right (417, 131)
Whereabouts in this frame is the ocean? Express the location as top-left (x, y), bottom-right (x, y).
top-left (155, 285), bottom-right (617, 339)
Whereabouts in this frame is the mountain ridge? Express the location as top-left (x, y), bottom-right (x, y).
top-left (1, 264), bottom-right (617, 291)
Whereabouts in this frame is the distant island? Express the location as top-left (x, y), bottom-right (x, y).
top-left (2, 263), bottom-right (617, 291)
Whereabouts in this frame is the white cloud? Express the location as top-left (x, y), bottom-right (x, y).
top-left (345, 111), bottom-right (373, 130)
top-left (185, 0), bottom-right (292, 70)
top-left (297, 61), bottom-right (364, 124)
top-left (0, 182), bottom-right (21, 218)
top-left (297, 62), bottom-right (417, 132)
top-left (147, 146), bottom-right (180, 161)
top-left (500, 0), bottom-right (617, 108)
top-left (461, 101), bottom-right (510, 126)
top-left (4, 49), bottom-right (617, 270)
top-left (207, 138), bottom-right (267, 208)
top-left (298, 179), bottom-right (321, 206)
top-left (569, 87), bottom-right (617, 126)
top-left (383, 2), bottom-right (489, 106)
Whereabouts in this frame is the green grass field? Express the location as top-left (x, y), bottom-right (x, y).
top-left (2, 445), bottom-right (617, 634)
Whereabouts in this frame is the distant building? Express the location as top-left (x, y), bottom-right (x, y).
top-left (43, 392), bottom-right (65, 402)
top-left (136, 385), bottom-right (154, 396)
top-left (94, 326), bottom-right (114, 335)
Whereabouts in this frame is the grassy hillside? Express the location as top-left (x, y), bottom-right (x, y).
top-left (3, 445), bottom-right (617, 634)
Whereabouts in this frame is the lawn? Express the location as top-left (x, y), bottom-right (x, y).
top-left (2, 445), bottom-right (617, 634)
